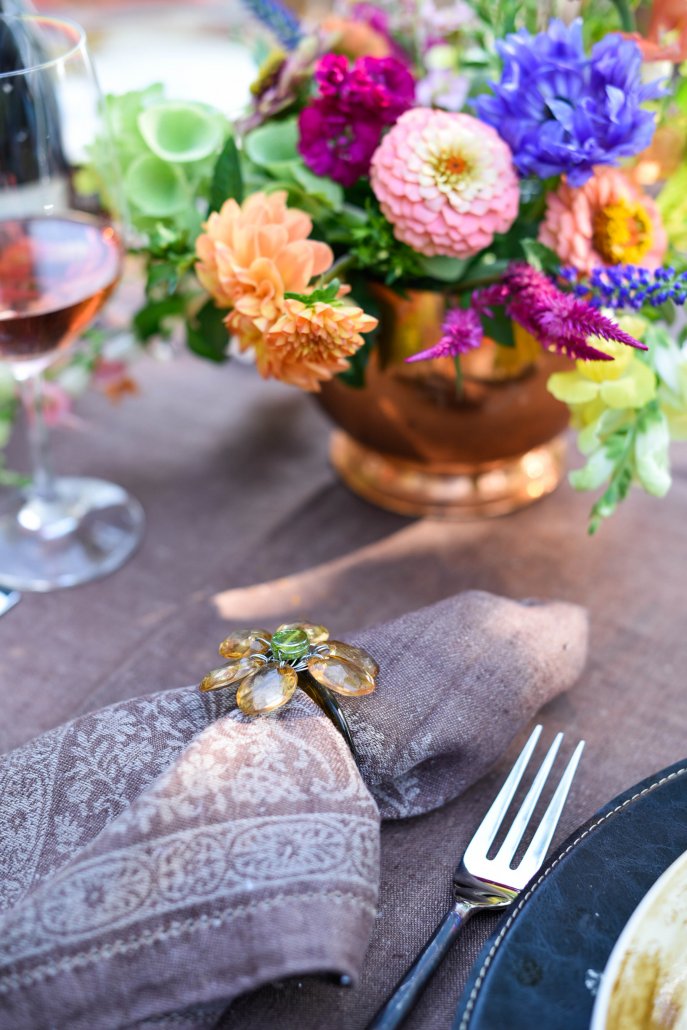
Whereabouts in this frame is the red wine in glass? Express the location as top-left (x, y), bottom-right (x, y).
top-left (0, 214), bottom-right (123, 364)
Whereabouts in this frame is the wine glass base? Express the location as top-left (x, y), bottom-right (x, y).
top-left (0, 476), bottom-right (144, 592)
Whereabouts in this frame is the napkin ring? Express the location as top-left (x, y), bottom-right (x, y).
top-left (199, 622), bottom-right (378, 761)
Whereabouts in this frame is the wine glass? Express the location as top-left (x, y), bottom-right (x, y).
top-left (0, 14), bottom-right (144, 591)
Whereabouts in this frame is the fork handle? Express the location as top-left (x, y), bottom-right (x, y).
top-left (366, 898), bottom-right (476, 1030)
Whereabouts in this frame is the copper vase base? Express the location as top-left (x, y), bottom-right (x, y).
top-left (330, 431), bottom-right (568, 520)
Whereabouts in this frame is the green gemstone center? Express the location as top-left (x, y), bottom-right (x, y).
top-left (271, 627), bottom-right (310, 661)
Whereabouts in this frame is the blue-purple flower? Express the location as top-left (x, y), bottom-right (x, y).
top-left (576, 264), bottom-right (687, 309)
top-left (240, 0), bottom-right (302, 51)
top-left (474, 18), bottom-right (664, 186)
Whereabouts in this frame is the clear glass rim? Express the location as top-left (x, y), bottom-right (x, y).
top-left (0, 14), bottom-right (86, 80)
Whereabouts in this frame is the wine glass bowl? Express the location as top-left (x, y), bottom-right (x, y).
top-left (0, 215), bottom-right (122, 368)
top-left (0, 14), bottom-right (143, 591)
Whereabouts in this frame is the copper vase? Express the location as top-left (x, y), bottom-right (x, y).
top-left (317, 285), bottom-right (571, 519)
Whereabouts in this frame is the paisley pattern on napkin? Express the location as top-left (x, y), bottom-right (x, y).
top-left (0, 690), bottom-right (378, 1030)
top-left (0, 591), bottom-right (587, 1030)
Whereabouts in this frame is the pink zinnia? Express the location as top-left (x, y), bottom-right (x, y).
top-left (538, 167), bottom-right (667, 275)
top-left (370, 109), bottom-right (519, 258)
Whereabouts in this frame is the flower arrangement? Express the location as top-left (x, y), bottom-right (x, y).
top-left (9, 0), bottom-right (687, 532)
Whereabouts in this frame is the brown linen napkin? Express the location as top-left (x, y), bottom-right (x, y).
top-left (0, 591), bottom-right (587, 1030)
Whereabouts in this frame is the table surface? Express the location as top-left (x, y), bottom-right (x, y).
top-left (2, 346), bottom-right (686, 1030)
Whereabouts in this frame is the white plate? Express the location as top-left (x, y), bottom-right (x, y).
top-left (591, 849), bottom-right (687, 1029)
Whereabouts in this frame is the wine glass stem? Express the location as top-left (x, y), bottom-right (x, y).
top-left (21, 372), bottom-right (56, 504)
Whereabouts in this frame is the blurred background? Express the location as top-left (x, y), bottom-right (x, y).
top-left (5, 0), bottom-right (279, 120)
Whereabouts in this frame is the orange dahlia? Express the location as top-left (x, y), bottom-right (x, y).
top-left (258, 298), bottom-right (378, 391)
top-left (195, 191), bottom-right (333, 321)
top-left (321, 15), bottom-right (392, 59)
top-left (538, 167), bottom-right (667, 275)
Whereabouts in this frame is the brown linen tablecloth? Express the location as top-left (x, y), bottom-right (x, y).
top-left (2, 350), bottom-right (686, 1029)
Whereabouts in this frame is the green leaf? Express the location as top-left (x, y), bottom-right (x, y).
top-left (133, 295), bottom-right (189, 340)
top-left (244, 118), bottom-right (299, 175)
top-left (146, 261), bottom-right (180, 296)
top-left (186, 300), bottom-right (229, 363)
top-left (416, 255), bottom-right (469, 282)
top-left (454, 255), bottom-right (510, 289)
top-left (0, 464), bottom-right (27, 488)
top-left (675, 76), bottom-right (687, 116)
top-left (209, 135), bottom-right (244, 212)
top-left (124, 154), bottom-right (188, 217)
top-left (138, 102), bottom-right (224, 164)
top-left (285, 281), bottom-right (340, 305)
top-left (336, 273), bottom-right (381, 387)
top-left (480, 305), bottom-right (515, 347)
top-left (521, 239), bottom-right (561, 274)
top-left (290, 163), bottom-right (343, 209)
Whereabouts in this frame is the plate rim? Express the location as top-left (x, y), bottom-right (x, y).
top-left (590, 847), bottom-right (687, 1030)
top-left (455, 757), bottom-right (687, 1030)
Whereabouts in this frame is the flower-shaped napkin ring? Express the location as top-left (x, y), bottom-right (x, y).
top-left (199, 622), bottom-right (378, 760)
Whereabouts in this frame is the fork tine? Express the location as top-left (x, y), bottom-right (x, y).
top-left (519, 739), bottom-right (586, 872)
top-left (494, 731), bottom-right (563, 867)
top-left (463, 724), bottom-right (542, 859)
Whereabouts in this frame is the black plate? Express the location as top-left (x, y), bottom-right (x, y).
top-left (453, 758), bottom-right (687, 1030)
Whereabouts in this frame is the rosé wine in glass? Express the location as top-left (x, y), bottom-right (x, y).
top-left (0, 215), bottom-right (123, 363)
top-left (0, 14), bottom-right (143, 591)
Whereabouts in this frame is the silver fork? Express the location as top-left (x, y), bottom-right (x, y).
top-left (366, 725), bottom-right (585, 1030)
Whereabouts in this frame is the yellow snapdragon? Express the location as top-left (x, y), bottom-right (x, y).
top-left (547, 318), bottom-right (656, 427)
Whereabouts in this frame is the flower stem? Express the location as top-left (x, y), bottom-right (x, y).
top-left (318, 253), bottom-right (357, 286)
top-left (452, 272), bottom-right (503, 295)
top-left (454, 355), bottom-right (464, 400)
top-left (610, 0), bottom-right (635, 32)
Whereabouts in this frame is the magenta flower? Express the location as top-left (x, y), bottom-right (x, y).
top-left (406, 307), bottom-right (483, 362)
top-left (298, 105), bottom-right (384, 186)
top-left (298, 53), bottom-right (414, 186)
top-left (475, 264), bottom-right (647, 362)
top-left (347, 56), bottom-right (415, 120)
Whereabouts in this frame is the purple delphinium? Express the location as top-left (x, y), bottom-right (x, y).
top-left (474, 18), bottom-right (664, 186)
top-left (575, 265), bottom-right (687, 310)
top-left (240, 0), bottom-right (302, 51)
top-left (406, 307), bottom-right (483, 362)
top-left (298, 53), bottom-right (414, 186)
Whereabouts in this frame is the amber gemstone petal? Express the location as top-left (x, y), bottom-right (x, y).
top-left (307, 655), bottom-right (375, 697)
top-left (199, 656), bottom-right (259, 692)
top-left (277, 621), bottom-right (329, 645)
top-left (218, 628), bottom-right (271, 659)
top-left (326, 640), bottom-right (379, 680)
top-left (236, 664), bottom-right (298, 715)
